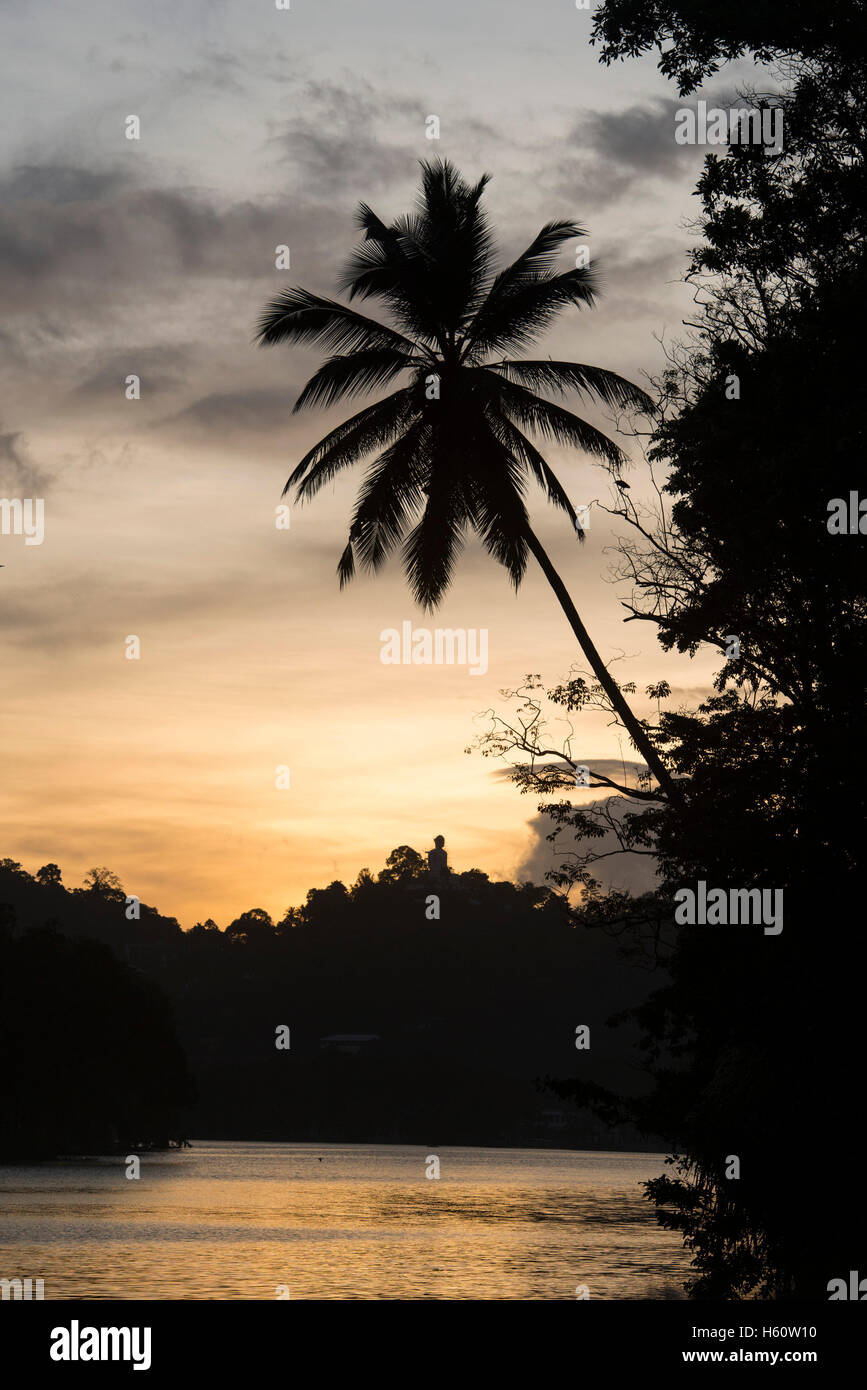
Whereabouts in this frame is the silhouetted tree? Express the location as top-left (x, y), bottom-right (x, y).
top-left (225, 907), bottom-right (276, 946)
top-left (81, 866), bottom-right (125, 901)
top-left (591, 0), bottom-right (865, 93)
top-left (378, 845), bottom-right (428, 883)
top-left (189, 917), bottom-right (220, 937)
top-left (485, 60), bottom-right (867, 1296)
top-left (256, 159), bottom-right (676, 796)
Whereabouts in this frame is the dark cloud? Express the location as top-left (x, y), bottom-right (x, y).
top-left (0, 429), bottom-right (53, 494)
top-left (600, 243), bottom-right (687, 292)
top-left (161, 387), bottom-right (297, 437)
top-left (0, 318), bottom-right (69, 369)
top-left (0, 176), bottom-right (345, 311)
top-left (0, 568), bottom-right (274, 651)
top-left (580, 99), bottom-right (695, 175)
top-left (552, 99), bottom-right (704, 211)
top-left (0, 165), bottom-right (131, 205)
top-left (72, 346), bottom-right (193, 404)
top-left (172, 46), bottom-right (247, 96)
top-left (272, 75), bottom-right (425, 198)
top-left (585, 242), bottom-right (693, 330)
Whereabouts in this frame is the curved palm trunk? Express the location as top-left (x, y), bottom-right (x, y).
top-left (525, 526), bottom-right (676, 800)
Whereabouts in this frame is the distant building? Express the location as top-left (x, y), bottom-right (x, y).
top-left (540, 1108), bottom-right (569, 1131)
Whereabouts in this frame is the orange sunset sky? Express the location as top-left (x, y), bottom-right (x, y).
top-left (0, 0), bottom-right (757, 925)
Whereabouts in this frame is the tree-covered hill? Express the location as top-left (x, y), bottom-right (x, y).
top-left (0, 849), bottom-right (660, 1152)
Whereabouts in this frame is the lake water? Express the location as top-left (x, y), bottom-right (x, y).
top-left (0, 1141), bottom-right (690, 1300)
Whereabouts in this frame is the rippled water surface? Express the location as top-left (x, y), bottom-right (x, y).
top-left (0, 1142), bottom-right (690, 1299)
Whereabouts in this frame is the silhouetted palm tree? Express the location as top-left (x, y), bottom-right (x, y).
top-left (257, 160), bottom-right (672, 795)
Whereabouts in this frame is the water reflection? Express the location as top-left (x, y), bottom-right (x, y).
top-left (0, 1142), bottom-right (689, 1300)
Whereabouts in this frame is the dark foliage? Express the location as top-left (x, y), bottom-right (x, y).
top-left (0, 912), bottom-right (195, 1159)
top-left (525, 52), bottom-right (867, 1297)
top-left (0, 853), bottom-right (658, 1153)
top-left (591, 0), bottom-right (866, 94)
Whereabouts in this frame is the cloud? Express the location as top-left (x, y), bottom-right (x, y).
top-left (0, 428), bottom-right (53, 493)
top-left (170, 47), bottom-right (247, 96)
top-left (161, 387), bottom-right (298, 438)
top-left (0, 174), bottom-right (343, 312)
top-left (517, 799), bottom-right (660, 897)
top-left (581, 99), bottom-right (695, 176)
top-left (585, 240), bottom-right (694, 329)
top-left (0, 565), bottom-right (270, 653)
top-left (0, 164), bottom-right (132, 205)
top-left (495, 759), bottom-right (660, 895)
top-left (72, 345), bottom-right (193, 405)
top-left (270, 75), bottom-right (425, 199)
top-left (0, 157), bottom-right (352, 444)
top-left (550, 98), bottom-right (705, 211)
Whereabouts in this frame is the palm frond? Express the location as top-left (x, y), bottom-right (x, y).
top-left (462, 418), bottom-right (530, 589)
top-left (482, 219), bottom-right (586, 294)
top-left (401, 460), bottom-right (467, 610)
top-left (337, 537), bottom-right (356, 589)
top-left (286, 386), bottom-right (419, 499)
top-left (463, 219), bottom-right (587, 350)
top-left (256, 288), bottom-right (418, 357)
top-left (294, 350), bottom-right (426, 412)
top-left (477, 369), bottom-right (627, 467)
top-left (417, 159), bottom-right (495, 323)
top-left (339, 206), bottom-right (445, 345)
top-left (485, 412), bottom-right (582, 534)
top-left (465, 267), bottom-right (599, 360)
top-left (488, 359), bottom-right (654, 413)
top-left (341, 160), bottom-right (495, 343)
top-left (349, 421), bottom-right (431, 574)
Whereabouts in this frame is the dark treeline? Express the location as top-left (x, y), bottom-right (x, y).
top-left (0, 849), bottom-right (659, 1158)
top-left (0, 912), bottom-right (194, 1160)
